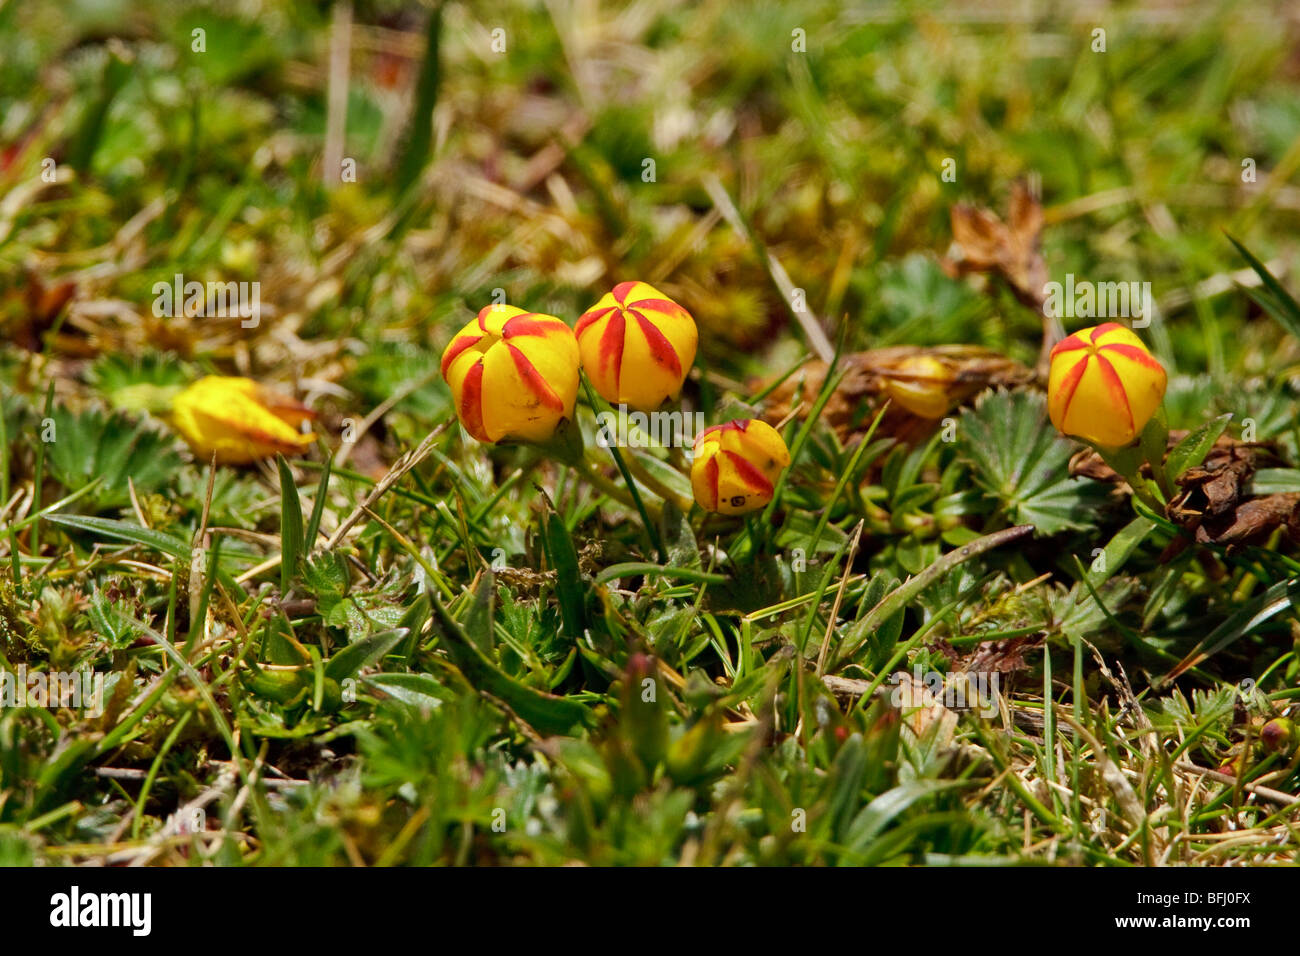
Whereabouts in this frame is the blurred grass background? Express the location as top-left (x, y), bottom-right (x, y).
top-left (5, 0), bottom-right (1300, 411)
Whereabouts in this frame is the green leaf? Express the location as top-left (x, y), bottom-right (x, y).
top-left (66, 46), bottom-right (132, 171)
top-left (1085, 516), bottom-right (1157, 590)
top-left (658, 497), bottom-right (700, 570)
top-left (46, 513), bottom-right (188, 559)
top-left (394, 3), bottom-right (443, 194)
top-left (33, 738), bottom-right (98, 809)
top-left (427, 583), bottom-right (593, 735)
top-left (773, 509), bottom-right (849, 554)
top-left (277, 455), bottom-right (304, 595)
top-left (1161, 577), bottom-right (1300, 684)
top-left (594, 563), bottom-right (728, 586)
top-left (459, 572), bottom-right (496, 653)
top-left (957, 389), bottom-right (1109, 535)
top-left (844, 780), bottom-right (971, 861)
top-left (1142, 562), bottom-right (1188, 630)
top-left (1250, 468), bottom-right (1300, 495)
top-left (326, 597), bottom-right (371, 641)
top-left (826, 733), bottom-right (868, 841)
top-left (627, 448), bottom-right (694, 504)
top-left (542, 508), bottom-right (586, 640)
top-left (362, 673), bottom-right (452, 711)
top-left (304, 454), bottom-right (332, 549)
top-left (1226, 234), bottom-right (1300, 341)
top-left (1164, 413), bottom-right (1231, 486)
top-left (87, 587), bottom-right (142, 649)
top-left (43, 406), bottom-right (181, 510)
top-left (326, 628), bottom-right (409, 682)
top-left (857, 571), bottom-right (904, 672)
top-left (303, 553), bottom-right (348, 619)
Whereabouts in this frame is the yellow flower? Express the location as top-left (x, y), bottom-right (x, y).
top-left (171, 376), bottom-right (316, 465)
top-left (1048, 323), bottom-right (1167, 448)
top-left (575, 281), bottom-right (697, 412)
top-left (441, 304), bottom-right (579, 443)
top-left (690, 419), bottom-right (791, 515)
top-left (880, 354), bottom-right (956, 419)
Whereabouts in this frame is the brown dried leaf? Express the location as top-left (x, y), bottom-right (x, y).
top-left (1195, 493), bottom-right (1300, 547)
top-left (946, 180), bottom-right (1047, 308)
top-left (2, 270), bottom-right (78, 352)
top-left (1073, 431), bottom-right (1300, 551)
top-left (958, 634), bottom-right (1041, 678)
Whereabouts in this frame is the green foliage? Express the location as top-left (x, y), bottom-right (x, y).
top-left (1164, 413), bottom-right (1232, 485)
top-left (85, 352), bottom-right (189, 411)
top-left (42, 406), bottom-right (181, 510)
top-left (1228, 235), bottom-right (1300, 342)
top-left (874, 254), bottom-right (989, 346)
top-left (957, 389), bottom-right (1109, 535)
top-left (4, 0), bottom-right (1300, 869)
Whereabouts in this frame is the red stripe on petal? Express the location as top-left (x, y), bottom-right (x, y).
top-left (695, 419), bottom-right (744, 452)
top-left (1094, 354), bottom-right (1135, 434)
top-left (703, 454), bottom-right (720, 511)
top-left (628, 297), bottom-right (689, 320)
top-left (1054, 353), bottom-right (1090, 424)
top-left (574, 306), bottom-right (618, 338)
top-left (631, 311), bottom-right (682, 379)
top-left (701, 420), bottom-right (743, 440)
top-left (598, 312), bottom-right (626, 391)
top-left (507, 344), bottom-right (564, 412)
top-left (723, 450), bottom-right (774, 497)
top-left (1051, 333), bottom-right (1090, 356)
top-left (1098, 342), bottom-right (1164, 372)
top-left (460, 361), bottom-right (489, 441)
top-left (1093, 322), bottom-right (1125, 338)
top-left (441, 333), bottom-right (483, 379)
top-left (502, 314), bottom-right (558, 338)
top-left (612, 281), bottom-right (638, 305)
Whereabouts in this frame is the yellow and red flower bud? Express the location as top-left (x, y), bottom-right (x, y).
top-left (1047, 323), bottom-right (1167, 448)
top-left (441, 304), bottom-right (580, 444)
top-left (690, 419), bottom-right (791, 515)
top-left (575, 281), bottom-right (697, 412)
top-left (881, 354), bottom-right (956, 419)
top-left (170, 376), bottom-right (316, 465)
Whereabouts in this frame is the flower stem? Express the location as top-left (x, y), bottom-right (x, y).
top-left (579, 378), bottom-right (666, 559)
top-left (1139, 408), bottom-right (1175, 502)
top-left (599, 447), bottom-right (693, 513)
top-left (572, 457), bottom-right (657, 518)
top-left (1095, 444), bottom-right (1165, 514)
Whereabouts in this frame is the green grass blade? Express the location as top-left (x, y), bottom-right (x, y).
top-left (277, 455), bottom-right (304, 594)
